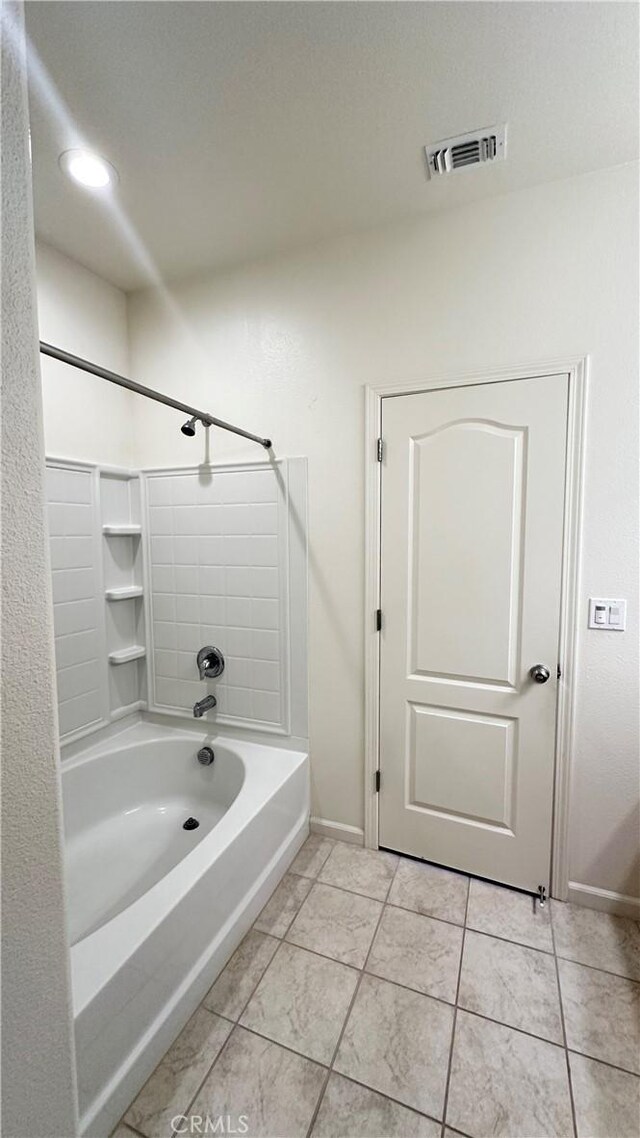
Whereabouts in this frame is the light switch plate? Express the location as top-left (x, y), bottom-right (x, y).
top-left (588, 598), bottom-right (627, 631)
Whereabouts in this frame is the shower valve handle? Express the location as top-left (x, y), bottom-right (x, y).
top-left (197, 646), bottom-right (225, 680)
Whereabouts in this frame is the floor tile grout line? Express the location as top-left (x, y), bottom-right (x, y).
top-left (207, 938), bottom-right (281, 1024)
top-left (456, 921), bottom-right (553, 954)
top-left (552, 951), bottom-right (640, 985)
top-left (550, 899), bottom-right (579, 1138)
top-left (290, 859), bottom-right (408, 907)
top-left (286, 900), bottom-right (385, 971)
top-left (565, 1049), bottom-right (640, 1079)
top-left (290, 837), bottom-right (336, 882)
top-left (373, 891), bottom-right (464, 1000)
top-left (315, 870), bottom-right (398, 906)
top-left (229, 1020), bottom-right (331, 1070)
top-left (121, 1007), bottom-right (235, 1135)
top-left (265, 927), bottom-right (372, 975)
top-left (117, 1122), bottom-right (147, 1138)
top-left (258, 883), bottom-right (468, 969)
top-left (382, 896), bottom-right (466, 930)
top-left (290, 867), bottom-right (469, 927)
top-left (303, 851), bottom-right (402, 1138)
top-left (328, 1069), bottom-right (446, 1131)
top-left (452, 1003), bottom-right (564, 1048)
top-left (177, 927), bottom-right (291, 1128)
top-left (255, 875), bottom-right (315, 940)
top-left (439, 875), bottom-right (471, 1138)
top-left (159, 1016), bottom-right (238, 1134)
top-left (300, 871), bottom-right (393, 906)
top-left (463, 898), bottom-right (638, 978)
top-left (203, 932), bottom-right (279, 1021)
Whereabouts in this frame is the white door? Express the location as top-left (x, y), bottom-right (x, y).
top-left (379, 374), bottom-right (568, 893)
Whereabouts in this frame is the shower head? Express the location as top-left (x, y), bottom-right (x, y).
top-left (181, 416), bottom-right (198, 437)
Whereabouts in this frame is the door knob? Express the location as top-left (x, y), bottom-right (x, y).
top-left (530, 664), bottom-right (551, 684)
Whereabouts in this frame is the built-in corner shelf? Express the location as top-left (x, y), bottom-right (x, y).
top-left (102, 524), bottom-right (142, 536)
top-left (108, 645), bottom-right (146, 665)
top-left (105, 586), bottom-right (144, 602)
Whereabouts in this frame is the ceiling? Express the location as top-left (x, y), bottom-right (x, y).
top-left (25, 1), bottom-right (639, 292)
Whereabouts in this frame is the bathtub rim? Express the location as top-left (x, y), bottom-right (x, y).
top-left (60, 708), bottom-right (310, 768)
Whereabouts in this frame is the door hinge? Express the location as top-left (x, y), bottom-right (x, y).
top-left (376, 609), bottom-right (382, 631)
top-left (375, 770), bottom-right (381, 792)
top-left (376, 437), bottom-right (384, 462)
top-left (537, 884), bottom-right (547, 907)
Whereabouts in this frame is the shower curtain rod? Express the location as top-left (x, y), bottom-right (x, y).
top-left (39, 341), bottom-right (272, 450)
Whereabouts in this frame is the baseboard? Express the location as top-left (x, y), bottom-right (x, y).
top-left (567, 881), bottom-right (640, 919)
top-left (310, 816), bottom-right (364, 845)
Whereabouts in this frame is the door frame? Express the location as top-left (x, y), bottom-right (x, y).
top-left (364, 356), bottom-right (588, 901)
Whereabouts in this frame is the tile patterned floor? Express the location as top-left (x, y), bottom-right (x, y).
top-left (116, 836), bottom-right (640, 1138)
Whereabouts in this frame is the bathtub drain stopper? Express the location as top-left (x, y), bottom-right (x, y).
top-left (183, 817), bottom-right (200, 830)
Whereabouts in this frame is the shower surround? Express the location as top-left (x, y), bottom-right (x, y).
top-left (45, 456), bottom-right (308, 745)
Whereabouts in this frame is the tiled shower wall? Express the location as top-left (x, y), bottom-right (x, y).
top-left (46, 463), bottom-right (105, 738)
top-left (144, 461), bottom-right (306, 734)
top-left (46, 460), bottom-right (147, 744)
top-left (46, 458), bottom-right (307, 745)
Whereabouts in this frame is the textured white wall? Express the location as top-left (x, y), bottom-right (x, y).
top-left (129, 163), bottom-right (639, 903)
top-left (0, 5), bottom-right (78, 1135)
top-left (37, 240), bottom-right (134, 467)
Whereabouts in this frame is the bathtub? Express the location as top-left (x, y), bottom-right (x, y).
top-left (62, 719), bottom-right (309, 1137)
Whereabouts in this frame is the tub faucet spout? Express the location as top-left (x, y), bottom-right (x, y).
top-left (193, 694), bottom-right (217, 718)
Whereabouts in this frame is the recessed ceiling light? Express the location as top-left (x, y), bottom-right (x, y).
top-left (59, 149), bottom-right (118, 189)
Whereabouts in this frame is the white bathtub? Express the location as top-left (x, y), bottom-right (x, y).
top-left (62, 719), bottom-right (309, 1137)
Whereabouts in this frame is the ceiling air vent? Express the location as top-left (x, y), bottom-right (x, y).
top-left (425, 125), bottom-right (507, 179)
